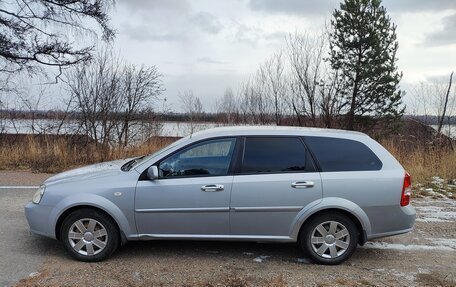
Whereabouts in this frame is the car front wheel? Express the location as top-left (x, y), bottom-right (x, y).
top-left (300, 212), bottom-right (358, 265)
top-left (60, 208), bottom-right (119, 262)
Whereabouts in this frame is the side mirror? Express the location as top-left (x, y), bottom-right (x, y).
top-left (147, 166), bottom-right (159, 180)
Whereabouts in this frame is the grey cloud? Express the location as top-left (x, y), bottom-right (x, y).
top-left (425, 73), bottom-right (454, 83)
top-left (248, 0), bottom-right (456, 16)
top-left (235, 24), bottom-right (262, 46)
top-left (264, 31), bottom-right (287, 42)
top-left (197, 57), bottom-right (227, 64)
top-left (119, 0), bottom-right (190, 12)
top-left (190, 12), bottom-right (224, 34)
top-left (123, 24), bottom-right (187, 42)
top-left (382, 0), bottom-right (456, 12)
top-left (121, 11), bottom-right (224, 43)
top-left (248, 0), bottom-right (338, 15)
top-left (233, 24), bottom-right (287, 46)
top-left (422, 13), bottom-right (456, 47)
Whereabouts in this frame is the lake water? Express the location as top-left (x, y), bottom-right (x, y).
top-left (0, 119), bottom-right (222, 138)
top-left (1, 119), bottom-right (454, 139)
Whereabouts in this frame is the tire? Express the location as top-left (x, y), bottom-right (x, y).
top-left (60, 208), bottom-right (120, 262)
top-left (299, 212), bottom-right (358, 265)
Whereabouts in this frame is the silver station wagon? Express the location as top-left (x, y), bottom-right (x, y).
top-left (25, 126), bottom-right (415, 264)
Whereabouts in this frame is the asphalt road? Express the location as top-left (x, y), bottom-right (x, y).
top-left (0, 188), bottom-right (53, 287)
top-left (1, 177), bottom-right (455, 286)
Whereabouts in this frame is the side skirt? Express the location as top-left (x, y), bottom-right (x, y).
top-left (128, 234), bottom-right (295, 243)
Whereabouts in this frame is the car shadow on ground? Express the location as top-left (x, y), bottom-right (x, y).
top-left (34, 235), bottom-right (383, 265)
top-left (117, 240), bottom-right (301, 258)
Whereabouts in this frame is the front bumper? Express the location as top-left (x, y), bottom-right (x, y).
top-left (24, 202), bottom-right (57, 239)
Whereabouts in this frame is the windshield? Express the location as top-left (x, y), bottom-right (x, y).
top-left (130, 135), bottom-right (191, 169)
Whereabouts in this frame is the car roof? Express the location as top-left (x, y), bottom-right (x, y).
top-left (188, 125), bottom-right (367, 140)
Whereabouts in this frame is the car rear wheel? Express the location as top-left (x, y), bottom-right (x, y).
top-left (60, 208), bottom-right (119, 262)
top-left (300, 212), bottom-right (358, 265)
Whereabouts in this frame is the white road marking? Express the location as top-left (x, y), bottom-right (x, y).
top-left (0, 186), bottom-right (39, 189)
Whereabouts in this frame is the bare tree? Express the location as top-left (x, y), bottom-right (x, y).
top-left (437, 72), bottom-right (453, 134)
top-left (66, 51), bottom-right (121, 147)
top-left (65, 50), bottom-right (163, 149)
top-left (179, 90), bottom-right (203, 134)
top-left (259, 52), bottom-right (287, 125)
top-left (115, 64), bottom-right (164, 146)
top-left (409, 82), bottom-right (437, 124)
top-left (235, 53), bottom-right (288, 126)
top-left (409, 76), bottom-right (456, 140)
top-left (238, 78), bottom-right (272, 125)
top-left (216, 88), bottom-right (240, 124)
top-left (287, 32), bottom-right (322, 125)
top-left (0, 0), bottom-right (115, 78)
top-left (319, 70), bottom-right (344, 128)
top-left (286, 32), bottom-right (343, 127)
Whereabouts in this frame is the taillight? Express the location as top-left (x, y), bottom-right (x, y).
top-left (401, 171), bottom-right (412, 206)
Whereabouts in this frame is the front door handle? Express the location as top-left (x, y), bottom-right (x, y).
top-left (201, 184), bottom-right (224, 192)
top-left (291, 181), bottom-right (314, 189)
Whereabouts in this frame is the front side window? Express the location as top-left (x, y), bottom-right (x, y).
top-left (159, 138), bottom-right (236, 178)
top-left (305, 136), bottom-right (382, 172)
top-left (241, 137), bottom-right (308, 174)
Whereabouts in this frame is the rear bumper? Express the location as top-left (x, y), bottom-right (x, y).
top-left (24, 202), bottom-right (57, 239)
top-left (366, 204), bottom-right (416, 240)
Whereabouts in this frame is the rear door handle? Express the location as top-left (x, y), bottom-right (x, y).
top-left (291, 181), bottom-right (314, 189)
top-left (201, 184), bottom-right (224, 192)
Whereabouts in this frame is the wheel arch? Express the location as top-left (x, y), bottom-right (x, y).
top-left (52, 194), bottom-right (133, 244)
top-left (290, 197), bottom-right (371, 245)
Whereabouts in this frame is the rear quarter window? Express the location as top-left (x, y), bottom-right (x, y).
top-left (304, 136), bottom-right (382, 172)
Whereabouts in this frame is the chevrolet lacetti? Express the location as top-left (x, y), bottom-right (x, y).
top-left (25, 126), bottom-right (416, 264)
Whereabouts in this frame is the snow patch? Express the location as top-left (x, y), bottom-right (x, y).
top-left (253, 255), bottom-right (270, 263)
top-left (432, 176), bottom-right (445, 185)
top-left (416, 217), bottom-right (448, 223)
top-left (362, 242), bottom-right (454, 252)
top-left (427, 238), bottom-right (456, 249)
top-left (418, 268), bottom-right (431, 274)
top-left (297, 258), bottom-right (311, 264)
top-left (371, 268), bottom-right (386, 272)
top-left (415, 205), bottom-right (456, 222)
top-left (390, 269), bottom-right (416, 281)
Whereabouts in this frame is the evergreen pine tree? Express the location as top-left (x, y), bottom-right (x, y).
top-left (329, 0), bottom-right (404, 130)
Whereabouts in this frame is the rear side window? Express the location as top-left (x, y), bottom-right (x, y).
top-left (305, 136), bottom-right (382, 172)
top-left (241, 137), bottom-right (310, 173)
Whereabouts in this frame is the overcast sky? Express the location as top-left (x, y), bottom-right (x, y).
top-left (33, 0), bottom-right (456, 112)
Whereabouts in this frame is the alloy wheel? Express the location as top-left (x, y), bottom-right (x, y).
top-left (310, 220), bottom-right (350, 259)
top-left (68, 218), bottom-right (108, 256)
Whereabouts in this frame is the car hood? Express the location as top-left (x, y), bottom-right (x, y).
top-left (44, 158), bottom-right (133, 185)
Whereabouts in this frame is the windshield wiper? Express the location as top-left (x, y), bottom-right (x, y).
top-left (121, 156), bottom-right (145, 172)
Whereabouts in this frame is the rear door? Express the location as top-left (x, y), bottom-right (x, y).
top-left (230, 136), bottom-right (322, 237)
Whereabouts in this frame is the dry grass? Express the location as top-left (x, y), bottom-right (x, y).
top-left (0, 135), bottom-right (175, 173)
top-left (381, 139), bottom-right (456, 185)
top-left (1, 135), bottom-right (455, 190)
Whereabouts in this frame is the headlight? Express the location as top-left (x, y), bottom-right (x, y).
top-left (32, 185), bottom-right (46, 204)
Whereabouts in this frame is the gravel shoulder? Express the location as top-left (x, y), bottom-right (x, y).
top-left (0, 170), bottom-right (52, 186)
top-left (1, 171), bottom-right (455, 287)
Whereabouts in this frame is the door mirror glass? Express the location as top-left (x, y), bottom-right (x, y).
top-left (147, 166), bottom-right (159, 180)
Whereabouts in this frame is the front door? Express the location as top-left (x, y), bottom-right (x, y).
top-left (135, 137), bottom-right (237, 236)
